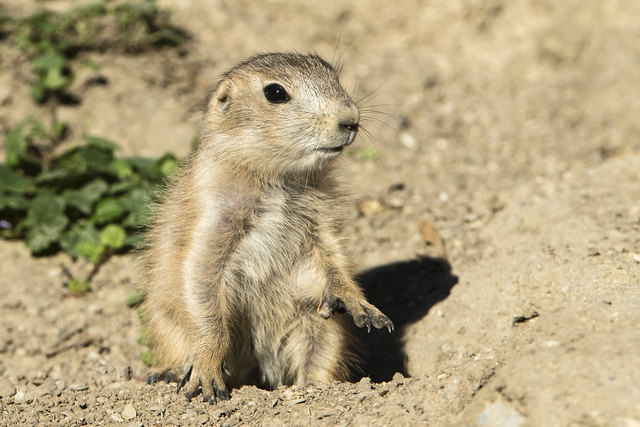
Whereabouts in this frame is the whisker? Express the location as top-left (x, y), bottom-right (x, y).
top-left (354, 76), bottom-right (389, 106)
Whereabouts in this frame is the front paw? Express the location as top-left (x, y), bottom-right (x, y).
top-left (318, 294), bottom-right (394, 333)
top-left (177, 363), bottom-right (230, 404)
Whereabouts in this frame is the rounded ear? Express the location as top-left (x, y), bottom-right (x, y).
top-left (211, 79), bottom-right (234, 115)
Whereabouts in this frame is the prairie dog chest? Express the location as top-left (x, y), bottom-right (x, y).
top-left (225, 186), bottom-right (322, 294)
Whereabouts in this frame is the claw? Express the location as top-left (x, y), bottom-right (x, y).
top-left (146, 369), bottom-right (178, 386)
top-left (185, 382), bottom-right (200, 402)
top-left (176, 364), bottom-right (193, 394)
top-left (222, 361), bottom-right (232, 376)
top-left (203, 394), bottom-right (217, 405)
top-left (216, 387), bottom-right (231, 401)
top-left (146, 373), bottom-right (160, 386)
top-left (387, 319), bottom-right (395, 333)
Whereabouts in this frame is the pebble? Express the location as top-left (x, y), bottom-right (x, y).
top-left (0, 377), bottom-right (17, 398)
top-left (392, 372), bottom-right (405, 385)
top-left (356, 198), bottom-right (385, 217)
top-left (122, 403), bottom-right (137, 420)
top-left (37, 379), bottom-right (59, 396)
top-left (477, 400), bottom-right (525, 427)
top-left (386, 197), bottom-right (404, 209)
top-left (111, 413), bottom-right (124, 423)
top-left (70, 383), bottom-right (89, 391)
top-left (13, 390), bottom-right (34, 404)
top-left (400, 131), bottom-right (417, 150)
top-left (357, 377), bottom-right (373, 391)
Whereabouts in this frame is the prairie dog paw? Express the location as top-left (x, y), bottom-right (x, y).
top-left (318, 294), bottom-right (394, 333)
top-left (178, 363), bottom-right (230, 404)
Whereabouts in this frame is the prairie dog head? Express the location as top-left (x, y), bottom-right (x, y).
top-left (201, 53), bottom-right (360, 178)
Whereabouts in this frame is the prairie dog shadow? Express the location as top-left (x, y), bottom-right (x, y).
top-left (355, 257), bottom-right (458, 382)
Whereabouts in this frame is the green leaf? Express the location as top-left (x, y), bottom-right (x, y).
top-left (100, 224), bottom-right (126, 249)
top-left (23, 193), bottom-right (65, 225)
top-left (63, 179), bottom-right (108, 215)
top-left (0, 165), bottom-right (36, 194)
top-left (32, 52), bottom-right (67, 74)
top-left (140, 349), bottom-right (153, 367)
top-left (67, 278), bottom-right (90, 294)
top-left (31, 82), bottom-right (46, 103)
top-left (43, 67), bottom-right (71, 90)
top-left (92, 197), bottom-right (126, 224)
top-left (107, 179), bottom-right (142, 195)
top-left (157, 152), bottom-right (179, 177)
top-left (137, 306), bottom-right (149, 324)
top-left (75, 239), bottom-right (105, 263)
top-left (4, 118), bottom-right (45, 169)
top-left (85, 135), bottom-right (119, 152)
top-left (126, 290), bottom-right (145, 308)
top-left (59, 221), bottom-right (100, 260)
top-left (137, 328), bottom-right (150, 345)
top-left (108, 159), bottom-right (134, 179)
top-left (0, 194), bottom-right (29, 210)
top-left (127, 156), bottom-right (162, 181)
top-left (35, 168), bottom-right (83, 188)
top-left (122, 188), bottom-right (153, 228)
top-left (53, 145), bottom-right (114, 175)
top-left (23, 194), bottom-right (68, 253)
top-left (123, 232), bottom-right (145, 250)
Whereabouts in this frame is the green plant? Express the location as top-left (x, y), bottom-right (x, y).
top-left (0, 117), bottom-right (178, 286)
top-left (346, 146), bottom-right (380, 161)
top-left (12, 0), bottom-right (185, 103)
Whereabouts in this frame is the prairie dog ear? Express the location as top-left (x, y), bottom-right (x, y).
top-left (211, 79), bottom-right (234, 115)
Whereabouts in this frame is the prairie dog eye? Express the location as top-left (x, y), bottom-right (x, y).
top-left (263, 83), bottom-right (290, 104)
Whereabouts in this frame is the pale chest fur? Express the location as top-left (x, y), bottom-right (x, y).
top-left (223, 185), bottom-right (331, 308)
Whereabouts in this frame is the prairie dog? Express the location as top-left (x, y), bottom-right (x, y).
top-left (142, 52), bottom-right (393, 403)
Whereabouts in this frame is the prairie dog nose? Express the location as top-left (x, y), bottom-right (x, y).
top-left (338, 100), bottom-right (360, 132)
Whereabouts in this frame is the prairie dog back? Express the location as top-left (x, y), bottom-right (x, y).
top-left (143, 52), bottom-right (392, 403)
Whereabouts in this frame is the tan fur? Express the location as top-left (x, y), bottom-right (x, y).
top-left (141, 53), bottom-right (392, 402)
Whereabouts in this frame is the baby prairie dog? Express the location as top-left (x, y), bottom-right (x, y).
top-left (143, 52), bottom-right (393, 403)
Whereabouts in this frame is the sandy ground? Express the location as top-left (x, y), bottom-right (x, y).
top-left (1, 0), bottom-right (639, 425)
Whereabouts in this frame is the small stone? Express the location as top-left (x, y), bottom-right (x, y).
top-left (70, 383), bottom-right (89, 391)
top-left (0, 377), bottom-right (17, 398)
top-left (477, 400), bottom-right (525, 427)
top-left (36, 379), bottom-right (58, 396)
top-left (111, 413), bottom-right (124, 423)
top-left (357, 377), bottom-right (373, 391)
top-left (14, 390), bottom-right (34, 404)
top-left (149, 406), bottom-right (164, 415)
top-left (13, 390), bottom-right (26, 403)
top-left (400, 131), bottom-right (417, 150)
top-left (197, 413), bottom-right (210, 424)
top-left (55, 380), bottom-right (67, 391)
top-left (122, 403), bottom-right (137, 420)
top-left (386, 197), bottom-right (404, 209)
top-left (392, 372), bottom-right (405, 385)
top-left (356, 198), bottom-right (385, 217)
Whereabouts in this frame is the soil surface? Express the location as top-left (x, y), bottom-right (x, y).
top-left (1, 0), bottom-right (640, 425)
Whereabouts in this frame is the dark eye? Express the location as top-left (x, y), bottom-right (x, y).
top-left (263, 83), bottom-right (290, 104)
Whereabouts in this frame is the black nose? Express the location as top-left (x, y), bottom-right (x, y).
top-left (338, 100), bottom-right (360, 134)
top-left (340, 122), bottom-right (359, 133)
